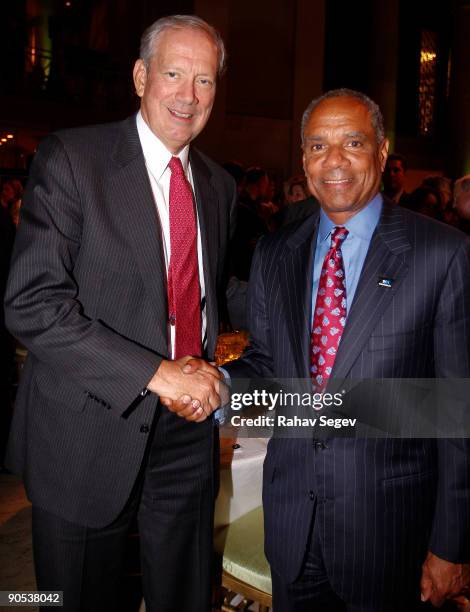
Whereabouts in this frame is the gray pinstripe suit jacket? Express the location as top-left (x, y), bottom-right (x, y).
top-left (4, 115), bottom-right (236, 527)
top-left (226, 201), bottom-right (470, 606)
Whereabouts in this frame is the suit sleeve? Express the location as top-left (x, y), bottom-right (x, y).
top-left (4, 135), bottom-right (161, 415)
top-left (217, 175), bottom-right (238, 329)
top-left (429, 236), bottom-right (470, 562)
top-left (225, 237), bottom-right (275, 379)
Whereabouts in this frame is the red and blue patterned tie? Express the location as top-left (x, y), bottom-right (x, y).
top-left (310, 226), bottom-right (348, 390)
top-left (167, 156), bottom-right (202, 359)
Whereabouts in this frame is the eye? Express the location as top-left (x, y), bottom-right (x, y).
top-left (309, 143), bottom-right (325, 152)
top-left (197, 77), bottom-right (214, 87)
top-left (165, 71), bottom-right (178, 79)
top-left (347, 140), bottom-right (363, 148)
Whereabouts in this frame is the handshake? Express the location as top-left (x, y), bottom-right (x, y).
top-left (147, 357), bottom-right (229, 422)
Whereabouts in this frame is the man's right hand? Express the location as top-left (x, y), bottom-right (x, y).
top-left (147, 357), bottom-right (222, 420)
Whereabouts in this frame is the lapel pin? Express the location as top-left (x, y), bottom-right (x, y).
top-left (378, 277), bottom-right (393, 288)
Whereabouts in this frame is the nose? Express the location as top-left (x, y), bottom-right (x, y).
top-left (175, 79), bottom-right (197, 105)
top-left (322, 145), bottom-right (348, 169)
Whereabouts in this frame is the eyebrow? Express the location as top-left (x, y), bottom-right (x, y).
top-left (304, 135), bottom-right (324, 142)
top-left (304, 130), bottom-right (368, 142)
top-left (344, 131), bottom-right (367, 139)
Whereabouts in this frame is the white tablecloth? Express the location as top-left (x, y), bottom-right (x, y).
top-left (215, 438), bottom-right (268, 528)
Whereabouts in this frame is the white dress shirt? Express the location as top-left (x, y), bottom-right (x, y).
top-left (136, 111), bottom-right (207, 359)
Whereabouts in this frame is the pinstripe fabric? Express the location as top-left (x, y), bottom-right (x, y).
top-left (4, 115), bottom-right (237, 528)
top-left (225, 201), bottom-right (470, 608)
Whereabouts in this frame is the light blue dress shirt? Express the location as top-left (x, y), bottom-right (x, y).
top-left (218, 194), bottom-right (383, 421)
top-left (311, 194), bottom-right (383, 321)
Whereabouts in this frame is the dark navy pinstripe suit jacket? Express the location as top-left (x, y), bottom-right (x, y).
top-left (4, 115), bottom-right (236, 527)
top-left (226, 201), bottom-right (470, 606)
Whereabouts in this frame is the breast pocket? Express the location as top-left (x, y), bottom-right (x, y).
top-left (368, 328), bottom-right (427, 352)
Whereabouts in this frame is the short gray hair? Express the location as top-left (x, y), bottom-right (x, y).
top-left (140, 14), bottom-right (226, 77)
top-left (301, 88), bottom-right (385, 145)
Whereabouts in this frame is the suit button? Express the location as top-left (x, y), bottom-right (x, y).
top-left (309, 490), bottom-right (315, 500)
top-left (314, 440), bottom-right (327, 450)
top-left (140, 424), bottom-right (150, 434)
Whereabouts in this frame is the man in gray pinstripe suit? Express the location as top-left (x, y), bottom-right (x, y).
top-left (220, 90), bottom-right (470, 610)
top-left (4, 15), bottom-right (234, 612)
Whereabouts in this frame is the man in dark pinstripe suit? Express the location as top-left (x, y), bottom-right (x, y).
top-left (4, 15), bottom-right (234, 612)
top-left (222, 90), bottom-right (470, 610)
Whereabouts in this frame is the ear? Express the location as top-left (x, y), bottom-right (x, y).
top-left (379, 138), bottom-right (390, 172)
top-left (133, 59), bottom-right (147, 98)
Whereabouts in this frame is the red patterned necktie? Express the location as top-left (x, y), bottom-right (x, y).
top-left (167, 156), bottom-right (202, 359)
top-left (310, 226), bottom-right (349, 390)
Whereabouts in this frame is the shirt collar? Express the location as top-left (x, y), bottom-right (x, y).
top-left (318, 193), bottom-right (383, 244)
top-left (136, 111), bottom-right (190, 180)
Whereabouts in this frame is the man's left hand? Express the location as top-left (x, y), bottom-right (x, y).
top-left (421, 551), bottom-right (470, 607)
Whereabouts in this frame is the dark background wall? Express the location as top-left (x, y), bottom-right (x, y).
top-left (0, 0), bottom-right (469, 183)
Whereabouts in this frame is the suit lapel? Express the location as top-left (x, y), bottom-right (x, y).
top-left (110, 116), bottom-right (169, 353)
top-left (279, 214), bottom-right (320, 378)
top-left (190, 149), bottom-right (220, 356)
top-left (331, 202), bottom-right (411, 380)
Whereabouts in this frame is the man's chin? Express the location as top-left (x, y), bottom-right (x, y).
top-left (321, 201), bottom-right (357, 214)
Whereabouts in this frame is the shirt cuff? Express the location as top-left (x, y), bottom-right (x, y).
top-left (214, 366), bottom-right (231, 424)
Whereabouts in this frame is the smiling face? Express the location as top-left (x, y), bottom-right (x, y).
top-left (302, 96), bottom-right (389, 224)
top-left (133, 27), bottom-right (218, 154)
